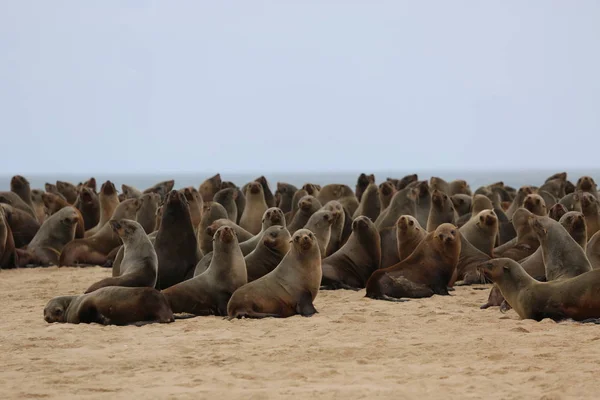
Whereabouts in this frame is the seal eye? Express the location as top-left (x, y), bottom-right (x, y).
top-left (54, 309), bottom-right (62, 316)
top-left (451, 230), bottom-right (455, 235)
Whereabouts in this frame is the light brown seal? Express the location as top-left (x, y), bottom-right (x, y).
top-left (576, 176), bottom-right (598, 197)
top-left (365, 223), bottom-right (461, 301)
top-left (214, 187), bottom-right (238, 222)
top-left (199, 173), bottom-right (222, 202)
top-left (458, 209), bottom-right (498, 257)
top-left (227, 229), bottom-right (322, 319)
top-left (317, 184), bottom-right (359, 217)
top-left (288, 195), bottom-right (322, 233)
top-left (581, 192), bottom-right (600, 239)
top-left (239, 181), bottom-right (268, 234)
top-left (30, 189), bottom-right (48, 224)
top-left (10, 175), bottom-right (35, 215)
top-left (84, 180), bottom-right (119, 237)
top-left (43, 287), bottom-right (174, 325)
top-left (56, 181), bottom-right (79, 204)
top-left (321, 216), bottom-right (381, 290)
top-left (243, 226), bottom-right (291, 282)
top-left (396, 215), bottom-right (427, 261)
top-left (180, 187), bottom-right (204, 229)
top-left (505, 186), bottom-right (535, 219)
top-left (353, 182), bottom-right (380, 222)
top-left (86, 219), bottom-right (158, 293)
top-left (493, 208), bottom-right (539, 261)
top-left (0, 190), bottom-right (36, 219)
top-left (239, 207), bottom-right (286, 255)
top-left (303, 210), bottom-right (335, 257)
top-left (0, 203), bottom-right (40, 248)
top-left (162, 225), bottom-right (247, 316)
top-left (143, 179), bottom-right (175, 201)
top-left (135, 193), bottom-right (161, 234)
top-left (122, 184), bottom-right (143, 199)
top-left (275, 182), bottom-right (298, 214)
top-left (378, 181), bottom-right (397, 210)
top-left (523, 194), bottom-right (547, 216)
top-left (322, 200), bottom-right (345, 256)
top-left (587, 230), bottom-right (600, 269)
top-left (426, 190), bottom-right (457, 232)
top-left (197, 202), bottom-right (229, 255)
top-left (375, 187), bottom-right (417, 230)
top-left (0, 207), bottom-right (17, 268)
top-left (451, 194), bottom-right (472, 217)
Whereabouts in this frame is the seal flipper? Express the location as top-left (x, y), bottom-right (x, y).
top-left (296, 291), bottom-right (318, 317)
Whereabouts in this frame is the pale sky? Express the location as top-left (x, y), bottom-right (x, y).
top-left (1, 1), bottom-right (599, 175)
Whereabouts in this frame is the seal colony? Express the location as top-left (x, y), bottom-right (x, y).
top-left (2, 172), bottom-right (600, 325)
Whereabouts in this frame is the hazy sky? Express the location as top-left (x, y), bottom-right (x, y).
top-left (1, 1), bottom-right (599, 175)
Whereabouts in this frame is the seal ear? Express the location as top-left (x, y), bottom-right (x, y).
top-left (502, 264), bottom-right (510, 271)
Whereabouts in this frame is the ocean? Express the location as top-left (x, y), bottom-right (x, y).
top-left (0, 170), bottom-right (598, 192)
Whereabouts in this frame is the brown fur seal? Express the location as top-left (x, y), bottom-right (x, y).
top-left (154, 190), bottom-right (199, 289)
top-left (30, 189), bottom-right (48, 224)
top-left (135, 193), bottom-right (160, 234)
top-left (587, 230), bottom-right (600, 269)
top-left (254, 176), bottom-right (275, 208)
top-left (0, 190), bottom-right (36, 219)
top-left (322, 200), bottom-right (345, 256)
top-left (321, 216), bottom-right (381, 290)
top-left (214, 188), bottom-right (238, 222)
top-left (540, 177), bottom-right (566, 199)
top-left (396, 215), bottom-right (427, 261)
top-left (356, 173), bottom-right (375, 202)
top-left (205, 219), bottom-right (254, 244)
top-left (458, 210), bottom-right (498, 256)
top-left (239, 181), bottom-right (268, 234)
top-left (122, 184), bottom-right (143, 199)
top-left (378, 181), bottom-right (397, 210)
top-left (84, 181), bottom-right (119, 237)
top-left (429, 177), bottom-right (449, 194)
top-left (479, 258), bottom-right (600, 322)
top-left (493, 208), bottom-right (539, 261)
top-left (80, 177), bottom-right (97, 192)
top-left (16, 206), bottom-right (79, 267)
top-left (379, 226), bottom-right (400, 269)
top-left (426, 190), bottom-right (457, 232)
top-left (387, 174), bottom-right (418, 190)
top-left (43, 287), bottom-right (174, 325)
top-left (523, 194), bottom-right (547, 216)
top-left (317, 184), bottom-right (359, 217)
top-left (74, 187), bottom-right (100, 230)
top-left (227, 229), bottom-right (322, 319)
top-left (10, 175), bottom-right (34, 214)
top-left (286, 189), bottom-right (308, 223)
top-left (239, 207), bottom-right (286, 255)
top-left (451, 194), bottom-right (472, 217)
top-left (180, 187), bottom-right (203, 229)
top-left (85, 219), bottom-right (158, 293)
top-left (288, 195), bottom-right (322, 233)
top-left (199, 173), bottom-right (222, 202)
top-left (0, 207), bottom-right (17, 268)
top-left (549, 203), bottom-right (568, 221)
top-left (365, 223), bottom-right (461, 301)
top-left (301, 183), bottom-right (320, 198)
top-left (143, 180), bottom-right (175, 201)
top-left (44, 183), bottom-right (65, 200)
top-left (454, 233), bottom-right (491, 285)
top-left (40, 193), bottom-right (85, 239)
top-left (581, 192), bottom-right (600, 238)
top-left (197, 202), bottom-right (229, 255)
top-left (559, 191), bottom-right (583, 212)
top-left (243, 226), bottom-right (291, 282)
top-left (275, 182), bottom-right (298, 214)
top-left (449, 179), bottom-right (471, 196)
top-left (352, 183), bottom-right (380, 221)
top-left (0, 203), bottom-right (40, 248)
top-left (59, 199), bottom-right (139, 266)
top-left (576, 176), bottom-right (598, 197)
top-left (375, 187), bottom-right (417, 230)
top-left (413, 181), bottom-right (431, 229)
top-left (303, 210), bottom-right (335, 257)
top-left (56, 181), bottom-right (78, 204)
top-left (506, 186), bottom-right (535, 219)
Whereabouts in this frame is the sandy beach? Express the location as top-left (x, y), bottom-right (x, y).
top-left (1, 267), bottom-right (599, 400)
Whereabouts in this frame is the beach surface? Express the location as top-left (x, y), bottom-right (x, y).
top-left (1, 267), bottom-right (598, 399)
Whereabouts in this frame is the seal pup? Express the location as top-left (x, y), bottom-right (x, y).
top-left (227, 229), bottom-right (322, 319)
top-left (0, 203), bottom-right (40, 248)
top-left (365, 223), bottom-right (461, 301)
top-left (214, 188), bottom-right (238, 222)
top-left (84, 181), bottom-right (119, 237)
top-left (356, 173), bottom-right (375, 202)
top-left (239, 182), bottom-right (268, 235)
top-left (0, 207), bottom-right (17, 268)
top-left (16, 206), bottom-right (79, 267)
top-left (478, 258), bottom-right (600, 322)
top-left (143, 180), bottom-right (175, 201)
top-left (275, 182), bottom-right (298, 214)
top-left (154, 190), bottom-right (199, 289)
top-left (396, 215), bottom-right (427, 261)
top-left (321, 216), bottom-right (381, 290)
top-left (43, 287), bottom-right (174, 325)
top-left (162, 226), bottom-right (247, 316)
top-left (56, 181), bottom-right (79, 204)
top-left (426, 190), bottom-right (457, 232)
top-left (199, 173), bottom-right (222, 202)
top-left (303, 210), bottom-right (335, 258)
top-left (353, 183), bottom-right (380, 222)
top-left (458, 209), bottom-right (498, 257)
top-left (85, 219), bottom-right (158, 293)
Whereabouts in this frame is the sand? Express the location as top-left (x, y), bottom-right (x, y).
top-left (1, 267), bottom-right (599, 399)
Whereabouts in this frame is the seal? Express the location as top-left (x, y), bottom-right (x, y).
top-left (365, 223), bottom-right (461, 301)
top-left (581, 192), bottom-right (600, 239)
top-left (205, 219), bottom-right (254, 244)
top-left (0, 207), bottom-right (17, 268)
top-left (244, 226), bottom-right (291, 282)
top-left (56, 181), bottom-right (79, 204)
top-left (84, 180), bottom-right (120, 237)
top-left (454, 232), bottom-right (491, 285)
top-left (356, 173), bottom-right (375, 202)
top-left (426, 190), bottom-right (457, 232)
top-left (587, 230), bottom-right (600, 269)
top-left (448, 179), bottom-right (471, 196)
top-left (15, 206), bottom-right (79, 267)
top-left (559, 191), bottom-right (583, 212)
top-left (413, 181), bottom-right (431, 229)
top-left (10, 175), bottom-right (34, 214)
top-left (387, 174), bottom-right (418, 190)
top-left (505, 186), bottom-right (535, 219)
top-left (197, 202), bottom-right (229, 255)
top-left (199, 173), bottom-right (222, 202)
top-left (59, 199), bottom-right (139, 266)
top-left (255, 176), bottom-right (275, 208)
top-left (0, 190), bottom-right (36, 219)
top-left (122, 184), bottom-right (143, 199)
top-left (43, 287), bottom-right (174, 325)
top-left (523, 194), bottom-right (547, 216)
top-left (41, 192), bottom-right (85, 239)
top-left (396, 215), bottom-right (427, 261)
top-left (80, 177), bottom-right (97, 192)
top-left (317, 184), bottom-right (359, 217)
top-left (154, 190), bottom-right (199, 289)
top-left (576, 176), bottom-right (598, 197)
top-left (135, 193), bottom-right (161, 234)
top-left (549, 203), bottom-right (568, 221)
top-left (180, 187), bottom-right (204, 229)
top-left (85, 219), bottom-right (158, 293)
top-left (458, 209), bottom-right (498, 257)
top-left (301, 183), bottom-right (320, 198)
top-left (143, 180), bottom-right (175, 201)
top-left (285, 189), bottom-right (308, 223)
top-left (378, 181), bottom-right (397, 210)
top-left (451, 194), bottom-right (472, 217)
top-left (379, 226), bottom-right (400, 269)
top-left (239, 207), bottom-right (286, 255)
top-left (275, 182), bottom-right (298, 214)
top-left (30, 189), bottom-right (48, 224)
top-left (303, 210), bottom-right (335, 257)
top-left (321, 216), bottom-right (381, 290)
top-left (214, 187), bottom-right (238, 222)
top-left (162, 225), bottom-right (247, 316)
top-left (0, 203), bottom-right (40, 248)
top-left (227, 228), bottom-right (322, 319)
top-left (429, 177), bottom-right (449, 194)
top-left (352, 183), bottom-right (380, 222)
top-left (239, 182), bottom-right (268, 234)
top-left (375, 187), bottom-right (417, 230)
top-left (493, 208), bottom-right (539, 261)
top-left (288, 195), bottom-right (322, 233)
top-left (74, 187), bottom-right (100, 230)
top-left (478, 258), bottom-right (600, 322)
top-left (322, 200), bottom-right (345, 256)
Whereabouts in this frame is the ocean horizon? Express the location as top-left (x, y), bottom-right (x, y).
top-left (1, 169), bottom-right (598, 192)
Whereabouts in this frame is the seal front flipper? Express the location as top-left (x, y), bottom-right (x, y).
top-left (296, 291), bottom-right (318, 317)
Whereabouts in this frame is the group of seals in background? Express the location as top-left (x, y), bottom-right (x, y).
top-left (3, 172), bottom-right (600, 325)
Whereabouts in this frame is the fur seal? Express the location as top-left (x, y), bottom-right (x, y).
top-left (56, 181), bottom-right (79, 204)
top-left (375, 187), bottom-right (417, 231)
top-left (161, 226), bottom-right (247, 316)
top-left (451, 194), bottom-right (472, 217)
top-left (135, 193), bottom-right (160, 234)
top-left (378, 181), bottom-right (397, 210)
top-left (84, 181), bottom-right (119, 237)
top-left (379, 226), bottom-right (400, 269)
top-left (0, 191), bottom-right (36, 219)
top-left (288, 195), bottom-right (322, 234)
top-left (43, 287), bottom-right (174, 325)
top-left (143, 180), bottom-right (175, 201)
top-left (303, 210), bottom-right (335, 257)
top-left (396, 215), bottom-right (427, 261)
top-left (40, 193), bottom-right (85, 238)
top-left (10, 175), bottom-right (34, 215)
top-left (199, 174), bottom-right (222, 202)
top-left (387, 174), bottom-right (418, 190)
top-left (30, 189), bottom-right (48, 224)
top-left (576, 176), bottom-right (598, 197)
top-left (426, 190), bottom-right (457, 232)
top-left (506, 186), bottom-right (535, 219)
top-left (243, 226), bottom-right (292, 282)
top-left (16, 206), bottom-right (79, 267)
top-left (458, 209), bottom-right (498, 256)
top-left (581, 192), bottom-right (600, 239)
top-left (559, 191), bottom-right (583, 212)
top-left (448, 179), bottom-right (471, 196)
top-left (239, 182), bottom-right (268, 234)
top-left (214, 188), bottom-right (238, 222)
top-left (413, 181), bottom-right (431, 229)
top-left (352, 182), bottom-right (380, 221)
top-left (275, 182), bottom-right (298, 214)
top-left (478, 258), bottom-right (600, 322)
top-left (523, 194), bottom-right (547, 216)
top-left (286, 189), bottom-right (308, 223)
top-left (85, 219), bottom-right (158, 293)
top-left (74, 187), bottom-right (100, 230)
top-left (365, 223), bottom-right (461, 301)
top-left (239, 207), bottom-right (286, 255)
top-left (429, 177), bottom-right (449, 194)
top-left (227, 229), bottom-right (322, 319)
top-left (180, 187), bottom-right (204, 229)
top-left (356, 173), bottom-right (375, 202)
top-left (321, 216), bottom-right (381, 290)
top-left (254, 176), bottom-right (275, 208)
top-left (0, 203), bottom-right (40, 248)
top-left (454, 233), bottom-right (490, 285)
top-left (197, 202), bottom-right (229, 255)
top-left (0, 207), bottom-right (17, 268)
top-left (587, 230), bottom-right (600, 269)
top-left (549, 203), bottom-right (568, 221)
top-left (154, 190), bottom-right (199, 289)
top-left (322, 200), bottom-right (345, 256)
top-left (540, 177), bottom-right (566, 199)
top-left (317, 184), bottom-right (359, 217)
top-left (301, 183), bottom-right (320, 198)
top-left (493, 208), bottom-right (539, 261)
top-left (122, 184), bottom-right (143, 199)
